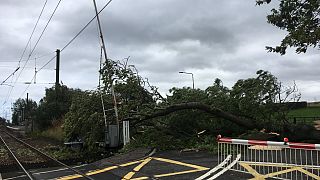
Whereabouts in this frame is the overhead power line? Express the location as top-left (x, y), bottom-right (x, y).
top-left (1, 0), bottom-right (61, 107)
top-left (38, 0), bottom-right (113, 72)
top-left (61, 0), bottom-right (113, 52)
top-left (16, 0), bottom-right (62, 82)
top-left (0, 0), bottom-right (48, 105)
top-left (17, 0), bottom-right (48, 67)
top-left (13, 0), bottom-right (114, 101)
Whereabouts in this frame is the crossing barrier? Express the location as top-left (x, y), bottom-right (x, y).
top-left (217, 135), bottom-right (320, 180)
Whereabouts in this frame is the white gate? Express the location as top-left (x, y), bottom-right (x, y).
top-left (217, 135), bottom-right (320, 179)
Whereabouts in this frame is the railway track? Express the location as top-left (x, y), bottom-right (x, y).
top-left (0, 126), bottom-right (94, 180)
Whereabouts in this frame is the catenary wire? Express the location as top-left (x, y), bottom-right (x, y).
top-left (13, 0), bottom-right (114, 101)
top-left (2, 0), bottom-right (62, 106)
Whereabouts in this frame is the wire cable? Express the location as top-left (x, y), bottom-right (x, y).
top-left (34, 0), bottom-right (113, 75)
top-left (15, 0), bottom-right (62, 83)
top-left (61, 0), bottom-right (113, 52)
top-left (2, 0), bottom-right (62, 106)
top-left (12, 0), bottom-right (114, 101)
top-left (17, 0), bottom-right (48, 68)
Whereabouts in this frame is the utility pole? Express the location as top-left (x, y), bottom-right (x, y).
top-left (56, 49), bottom-right (60, 87)
top-left (26, 93), bottom-right (29, 131)
top-left (55, 49), bottom-right (60, 114)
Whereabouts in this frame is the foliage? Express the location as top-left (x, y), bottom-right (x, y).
top-left (257, 0), bottom-right (320, 54)
top-left (288, 106), bottom-right (320, 117)
top-left (64, 91), bottom-right (105, 150)
top-left (161, 87), bottom-right (211, 140)
top-left (0, 116), bottom-right (6, 124)
top-left (34, 85), bottom-right (80, 130)
top-left (64, 59), bottom-right (159, 149)
top-left (11, 98), bottom-right (37, 125)
top-left (229, 70), bottom-right (280, 128)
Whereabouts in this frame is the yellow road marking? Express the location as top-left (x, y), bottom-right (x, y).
top-left (130, 169), bottom-right (206, 180)
top-left (240, 162), bottom-right (320, 180)
top-left (122, 157), bottom-right (153, 180)
top-left (262, 167), bottom-right (299, 179)
top-left (86, 166), bottom-right (118, 176)
top-left (120, 160), bottom-right (145, 167)
top-left (58, 157), bottom-right (209, 180)
top-left (155, 168), bottom-right (207, 178)
top-left (58, 160), bottom-right (144, 180)
top-left (242, 162), bottom-right (320, 169)
top-left (240, 163), bottom-right (264, 180)
top-left (152, 157), bottom-right (209, 170)
top-left (296, 167), bottom-right (320, 179)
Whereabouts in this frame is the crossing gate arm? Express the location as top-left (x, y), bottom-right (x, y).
top-left (217, 136), bottom-right (320, 150)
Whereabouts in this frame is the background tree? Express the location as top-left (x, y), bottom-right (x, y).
top-left (257, 0), bottom-right (320, 55)
top-left (12, 98), bottom-right (37, 125)
top-left (34, 85), bottom-right (80, 130)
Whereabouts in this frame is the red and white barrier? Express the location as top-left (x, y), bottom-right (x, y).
top-left (217, 135), bottom-right (320, 179)
top-left (217, 136), bottom-right (320, 150)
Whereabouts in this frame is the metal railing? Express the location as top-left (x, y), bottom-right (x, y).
top-left (217, 136), bottom-right (320, 179)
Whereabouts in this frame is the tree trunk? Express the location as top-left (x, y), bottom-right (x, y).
top-left (129, 102), bottom-right (258, 129)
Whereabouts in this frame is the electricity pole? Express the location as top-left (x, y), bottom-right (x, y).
top-left (56, 49), bottom-right (60, 87)
top-left (55, 49), bottom-right (60, 115)
top-left (26, 93), bottom-right (29, 131)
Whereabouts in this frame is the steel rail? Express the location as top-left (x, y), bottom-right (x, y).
top-left (0, 135), bottom-right (35, 180)
top-left (3, 130), bottom-right (94, 180)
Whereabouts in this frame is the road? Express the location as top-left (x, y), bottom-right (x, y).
top-left (1, 150), bottom-right (252, 180)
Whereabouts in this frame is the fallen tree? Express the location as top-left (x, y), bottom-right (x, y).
top-left (129, 102), bottom-right (257, 130)
top-left (128, 102), bottom-right (320, 141)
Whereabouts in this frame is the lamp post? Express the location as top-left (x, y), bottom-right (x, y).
top-left (179, 71), bottom-right (194, 89)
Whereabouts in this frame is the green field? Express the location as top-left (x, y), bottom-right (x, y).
top-left (287, 107), bottom-right (320, 117)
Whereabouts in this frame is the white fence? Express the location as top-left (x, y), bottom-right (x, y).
top-left (217, 136), bottom-right (320, 179)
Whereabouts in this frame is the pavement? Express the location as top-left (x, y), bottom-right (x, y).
top-left (1, 149), bottom-right (251, 180)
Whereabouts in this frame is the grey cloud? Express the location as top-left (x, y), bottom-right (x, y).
top-left (1, 0), bottom-right (320, 115)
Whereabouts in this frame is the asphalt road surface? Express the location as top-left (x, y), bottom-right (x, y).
top-left (1, 150), bottom-right (252, 180)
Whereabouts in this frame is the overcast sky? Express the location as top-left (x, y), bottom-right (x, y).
top-left (1, 0), bottom-right (319, 119)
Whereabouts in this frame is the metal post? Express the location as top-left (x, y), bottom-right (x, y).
top-left (191, 73), bottom-right (194, 89)
top-left (55, 49), bottom-right (60, 116)
top-left (26, 93), bottom-right (29, 131)
top-left (55, 49), bottom-right (60, 87)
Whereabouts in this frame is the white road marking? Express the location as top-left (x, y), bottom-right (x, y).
top-left (0, 173), bottom-right (3, 180)
top-left (3, 164), bottom-right (87, 180)
top-left (195, 155), bottom-right (232, 180)
top-left (207, 154), bottom-right (241, 180)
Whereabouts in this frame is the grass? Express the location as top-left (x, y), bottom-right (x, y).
top-left (286, 107), bottom-right (320, 125)
top-left (287, 107), bottom-right (320, 117)
top-left (29, 125), bottom-right (64, 143)
top-left (41, 125), bottom-right (64, 142)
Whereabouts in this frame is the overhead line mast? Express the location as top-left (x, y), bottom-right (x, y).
top-left (92, 0), bottom-right (119, 146)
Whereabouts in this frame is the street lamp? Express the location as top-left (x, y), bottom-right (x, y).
top-left (179, 71), bottom-right (194, 89)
